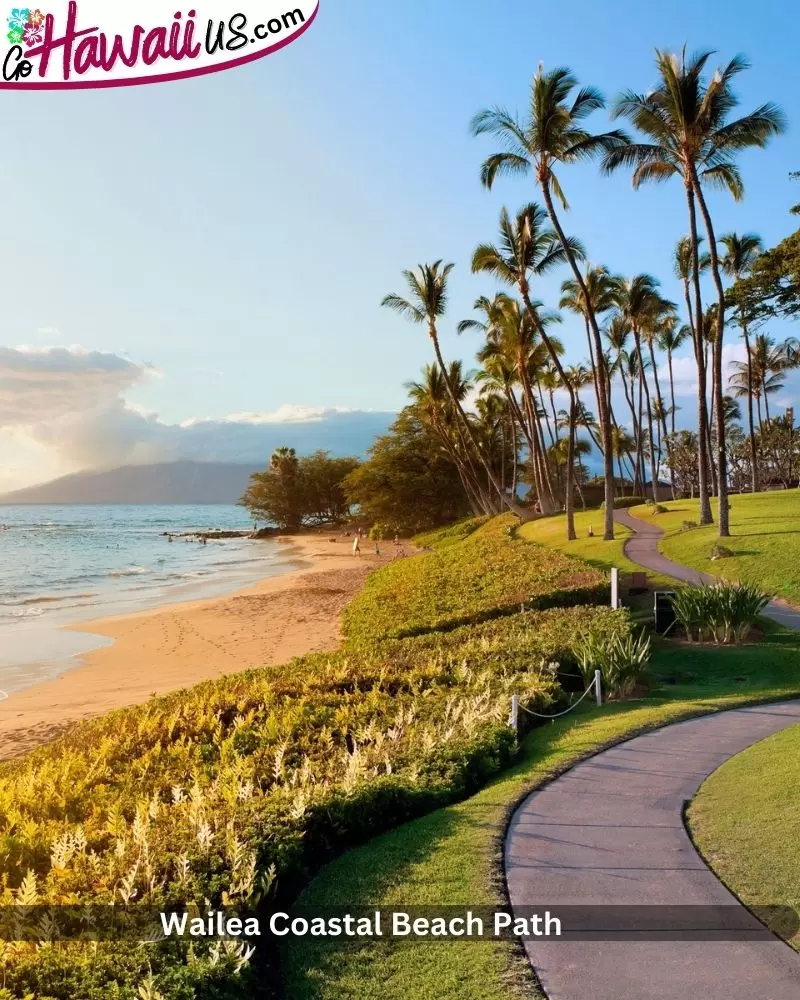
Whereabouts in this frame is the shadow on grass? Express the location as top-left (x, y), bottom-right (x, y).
top-left (281, 632), bottom-right (800, 1000)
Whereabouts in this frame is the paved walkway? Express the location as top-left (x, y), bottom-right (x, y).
top-left (505, 701), bottom-right (800, 1000)
top-left (613, 508), bottom-right (800, 630)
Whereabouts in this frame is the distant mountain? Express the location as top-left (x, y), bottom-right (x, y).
top-left (0, 461), bottom-right (264, 505)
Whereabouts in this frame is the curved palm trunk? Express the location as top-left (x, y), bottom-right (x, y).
top-left (541, 180), bottom-right (614, 540)
top-left (648, 341), bottom-right (671, 497)
top-left (516, 366), bottom-right (555, 514)
top-left (520, 287), bottom-right (576, 539)
top-left (633, 328), bottom-right (660, 502)
top-left (691, 171), bottom-right (730, 537)
top-left (684, 184), bottom-right (714, 525)
top-left (741, 323), bottom-right (759, 492)
top-left (428, 328), bottom-right (527, 519)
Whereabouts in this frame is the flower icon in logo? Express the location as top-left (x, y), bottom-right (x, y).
top-left (27, 7), bottom-right (43, 25)
top-left (6, 7), bottom-right (29, 30)
top-left (22, 19), bottom-right (40, 44)
top-left (6, 24), bottom-right (23, 43)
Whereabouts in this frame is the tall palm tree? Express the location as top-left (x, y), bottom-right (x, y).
top-left (407, 362), bottom-right (493, 514)
top-left (605, 48), bottom-right (787, 536)
top-left (673, 235), bottom-right (713, 520)
top-left (611, 275), bottom-right (674, 500)
top-left (720, 232), bottom-right (763, 491)
top-left (471, 65), bottom-right (630, 540)
top-left (382, 262), bottom-right (527, 518)
top-left (657, 318), bottom-right (692, 437)
top-left (471, 203), bottom-right (582, 538)
top-left (560, 265), bottom-right (620, 424)
top-left (468, 294), bottom-right (559, 512)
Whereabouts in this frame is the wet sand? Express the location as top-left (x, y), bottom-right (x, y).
top-left (0, 533), bottom-right (390, 760)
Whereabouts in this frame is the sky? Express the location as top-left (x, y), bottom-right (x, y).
top-left (1, 0), bottom-right (798, 490)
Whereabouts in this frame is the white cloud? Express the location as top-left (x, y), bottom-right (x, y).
top-left (0, 345), bottom-right (392, 491)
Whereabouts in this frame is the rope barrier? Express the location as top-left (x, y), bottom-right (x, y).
top-left (518, 677), bottom-right (598, 719)
top-left (509, 670), bottom-right (602, 730)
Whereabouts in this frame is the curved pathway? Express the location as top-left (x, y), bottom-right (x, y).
top-left (505, 701), bottom-right (800, 999)
top-left (613, 507), bottom-right (800, 630)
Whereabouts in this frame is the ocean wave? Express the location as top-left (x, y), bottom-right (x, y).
top-left (3, 607), bottom-right (46, 619)
top-left (109, 566), bottom-right (150, 578)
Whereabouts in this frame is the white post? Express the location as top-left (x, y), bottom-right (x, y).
top-left (594, 670), bottom-right (603, 707)
top-left (611, 567), bottom-right (620, 610)
top-left (509, 694), bottom-right (520, 732)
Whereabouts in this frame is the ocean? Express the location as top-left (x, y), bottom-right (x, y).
top-left (0, 504), bottom-right (295, 695)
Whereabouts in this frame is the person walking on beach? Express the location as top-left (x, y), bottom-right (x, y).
top-left (352, 535), bottom-right (361, 557)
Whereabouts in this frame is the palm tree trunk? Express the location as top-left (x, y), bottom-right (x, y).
top-left (684, 183), bottom-right (714, 526)
top-left (520, 286), bottom-right (575, 539)
top-left (428, 329), bottom-right (524, 518)
top-left (691, 170), bottom-right (730, 536)
top-left (634, 328), bottom-right (660, 502)
top-left (668, 351), bottom-right (677, 438)
top-left (648, 340), bottom-right (670, 486)
top-left (517, 367), bottom-right (555, 514)
top-left (740, 321), bottom-right (758, 492)
top-left (541, 179), bottom-right (614, 540)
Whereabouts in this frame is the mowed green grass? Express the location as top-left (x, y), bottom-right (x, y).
top-left (518, 509), bottom-right (673, 589)
top-left (688, 720), bottom-right (800, 948)
top-left (283, 630), bottom-right (800, 999)
top-left (628, 490), bottom-right (800, 604)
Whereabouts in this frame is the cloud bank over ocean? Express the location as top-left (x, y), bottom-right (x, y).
top-left (0, 346), bottom-right (394, 490)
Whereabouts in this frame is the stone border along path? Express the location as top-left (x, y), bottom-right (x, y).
top-left (505, 701), bottom-right (800, 999)
top-left (504, 510), bottom-right (800, 999)
top-left (613, 507), bottom-right (800, 630)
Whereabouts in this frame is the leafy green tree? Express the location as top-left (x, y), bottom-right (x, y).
top-left (342, 409), bottom-right (472, 535)
top-left (241, 450), bottom-right (359, 530)
top-left (729, 228), bottom-right (800, 324)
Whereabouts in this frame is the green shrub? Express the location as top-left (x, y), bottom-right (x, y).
top-left (710, 543), bottom-right (734, 560)
top-left (412, 516), bottom-right (489, 549)
top-left (0, 604), bottom-right (630, 999)
top-left (573, 629), bottom-right (652, 698)
top-left (682, 520), bottom-right (699, 531)
top-left (653, 503), bottom-right (669, 514)
top-left (669, 583), bottom-right (771, 644)
top-left (345, 515), bottom-right (608, 643)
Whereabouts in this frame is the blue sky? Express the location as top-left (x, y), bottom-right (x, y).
top-left (1, 0), bottom-right (797, 487)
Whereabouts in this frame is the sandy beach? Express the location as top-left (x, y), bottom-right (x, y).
top-left (0, 533), bottom-right (388, 760)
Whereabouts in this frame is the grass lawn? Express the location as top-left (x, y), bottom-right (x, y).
top-left (628, 490), bottom-right (800, 604)
top-left (283, 628), bottom-right (800, 999)
top-left (518, 508), bottom-right (674, 590)
top-left (688, 720), bottom-right (800, 949)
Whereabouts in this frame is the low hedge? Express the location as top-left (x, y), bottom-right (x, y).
top-left (0, 605), bottom-right (630, 1000)
top-left (412, 516), bottom-right (490, 550)
top-left (344, 515), bottom-right (609, 643)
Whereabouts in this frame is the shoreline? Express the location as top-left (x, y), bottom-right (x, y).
top-left (0, 532), bottom-right (387, 761)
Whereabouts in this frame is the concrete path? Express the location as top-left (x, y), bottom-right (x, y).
top-left (613, 508), bottom-right (800, 630)
top-left (505, 701), bottom-right (800, 1000)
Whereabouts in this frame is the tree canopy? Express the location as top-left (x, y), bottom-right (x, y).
top-left (240, 450), bottom-right (359, 530)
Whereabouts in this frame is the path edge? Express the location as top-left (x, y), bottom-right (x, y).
top-left (490, 692), bottom-right (800, 1000)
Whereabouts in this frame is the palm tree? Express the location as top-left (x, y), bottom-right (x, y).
top-left (407, 362), bottom-right (493, 514)
top-left (471, 203), bottom-right (582, 538)
top-left (720, 232), bottom-right (763, 491)
top-left (382, 262), bottom-right (527, 518)
top-left (560, 265), bottom-right (620, 424)
top-left (673, 235), bottom-right (713, 519)
top-left (468, 294), bottom-right (559, 512)
top-left (471, 65), bottom-right (630, 540)
top-left (270, 446), bottom-right (298, 477)
top-left (657, 318), bottom-right (692, 437)
top-left (605, 48), bottom-right (787, 536)
top-left (611, 275), bottom-right (674, 501)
